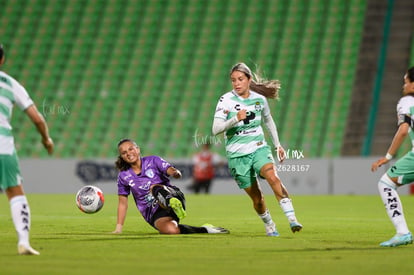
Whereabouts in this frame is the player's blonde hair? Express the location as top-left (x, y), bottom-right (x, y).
top-left (230, 62), bottom-right (281, 100)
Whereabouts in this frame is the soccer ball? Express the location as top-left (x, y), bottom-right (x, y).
top-left (76, 185), bottom-right (105, 214)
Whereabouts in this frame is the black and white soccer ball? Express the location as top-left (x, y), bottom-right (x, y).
top-left (76, 185), bottom-right (105, 214)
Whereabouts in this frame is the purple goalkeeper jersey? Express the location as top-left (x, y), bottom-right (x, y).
top-left (117, 155), bottom-right (174, 223)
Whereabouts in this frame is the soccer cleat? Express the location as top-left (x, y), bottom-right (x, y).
top-left (202, 224), bottom-right (230, 234)
top-left (265, 221), bottom-right (280, 236)
top-left (169, 197), bottom-right (187, 219)
top-left (18, 244), bottom-right (40, 256)
top-left (290, 221), bottom-right (303, 233)
top-left (380, 232), bottom-right (413, 247)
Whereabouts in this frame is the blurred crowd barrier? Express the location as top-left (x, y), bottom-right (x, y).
top-left (19, 157), bottom-right (410, 195)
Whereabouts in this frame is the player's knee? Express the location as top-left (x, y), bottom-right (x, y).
top-left (378, 174), bottom-right (397, 189)
top-left (262, 168), bottom-right (281, 184)
top-left (265, 175), bottom-right (282, 191)
top-left (158, 222), bottom-right (180, 234)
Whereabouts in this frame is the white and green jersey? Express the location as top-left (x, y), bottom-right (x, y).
top-left (214, 90), bottom-right (271, 158)
top-left (0, 71), bottom-right (33, 155)
top-left (396, 94), bottom-right (414, 149)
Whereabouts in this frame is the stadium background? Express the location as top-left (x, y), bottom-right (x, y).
top-left (1, 0), bottom-right (414, 194)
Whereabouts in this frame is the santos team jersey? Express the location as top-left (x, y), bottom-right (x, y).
top-left (214, 90), bottom-right (271, 158)
top-left (0, 71), bottom-right (33, 154)
top-left (396, 95), bottom-right (414, 149)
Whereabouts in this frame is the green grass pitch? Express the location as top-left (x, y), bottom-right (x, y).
top-left (1, 193), bottom-right (414, 274)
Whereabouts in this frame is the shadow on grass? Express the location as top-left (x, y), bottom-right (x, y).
top-left (260, 246), bottom-right (408, 253)
top-left (34, 232), bottom-right (225, 241)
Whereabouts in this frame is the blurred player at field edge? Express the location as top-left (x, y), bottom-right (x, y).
top-left (0, 44), bottom-right (54, 255)
top-left (188, 142), bottom-right (224, 194)
top-left (112, 139), bottom-right (229, 234)
top-left (212, 62), bottom-right (302, 236)
top-left (371, 66), bottom-right (414, 247)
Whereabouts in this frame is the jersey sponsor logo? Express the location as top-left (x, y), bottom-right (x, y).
top-left (138, 181), bottom-right (152, 195)
top-left (128, 180), bottom-right (135, 187)
top-left (242, 111), bottom-right (256, 124)
top-left (234, 129), bottom-right (257, 135)
top-left (139, 181), bottom-right (152, 191)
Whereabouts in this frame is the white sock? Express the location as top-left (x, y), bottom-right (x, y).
top-left (279, 198), bottom-right (297, 223)
top-left (10, 195), bottom-right (31, 246)
top-left (378, 174), bottom-right (409, 235)
top-left (258, 209), bottom-right (274, 225)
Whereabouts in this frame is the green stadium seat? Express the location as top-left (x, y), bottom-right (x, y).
top-left (0, 0), bottom-right (367, 158)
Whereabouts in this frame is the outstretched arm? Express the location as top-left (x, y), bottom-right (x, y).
top-left (371, 123), bottom-right (409, 172)
top-left (263, 113), bottom-right (285, 162)
top-left (167, 167), bottom-right (182, 179)
top-left (25, 104), bottom-right (54, 154)
top-left (112, 195), bottom-right (128, 234)
top-left (263, 113), bottom-right (280, 148)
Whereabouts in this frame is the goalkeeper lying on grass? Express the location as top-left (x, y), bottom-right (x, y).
top-left (112, 138), bottom-right (229, 235)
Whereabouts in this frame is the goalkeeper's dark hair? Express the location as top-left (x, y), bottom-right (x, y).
top-left (115, 138), bottom-right (139, 171)
top-left (0, 44), bottom-right (4, 60)
top-left (407, 66), bottom-right (414, 82)
top-left (230, 62), bottom-right (281, 100)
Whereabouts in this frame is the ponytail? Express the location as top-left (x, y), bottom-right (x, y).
top-left (250, 76), bottom-right (281, 100)
top-left (230, 62), bottom-right (281, 100)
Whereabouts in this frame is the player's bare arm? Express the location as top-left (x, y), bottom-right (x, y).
top-left (371, 123), bottom-right (409, 172)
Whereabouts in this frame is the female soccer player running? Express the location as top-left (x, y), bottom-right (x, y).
top-left (112, 139), bottom-right (229, 234)
top-left (212, 62), bottom-right (302, 236)
top-left (371, 66), bottom-right (414, 247)
top-left (0, 44), bottom-right (54, 255)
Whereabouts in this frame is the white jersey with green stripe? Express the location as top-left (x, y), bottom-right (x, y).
top-left (396, 94), bottom-right (414, 149)
top-left (0, 71), bottom-right (33, 154)
top-left (214, 90), bottom-right (270, 158)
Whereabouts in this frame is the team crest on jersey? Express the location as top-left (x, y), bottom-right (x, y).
top-left (145, 169), bottom-right (154, 178)
top-left (255, 102), bottom-right (262, 111)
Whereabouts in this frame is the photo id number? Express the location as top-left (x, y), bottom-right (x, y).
top-left (276, 164), bottom-right (310, 172)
